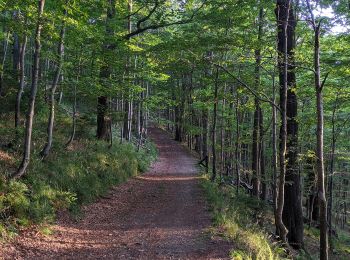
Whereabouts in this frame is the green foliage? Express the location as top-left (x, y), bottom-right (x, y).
top-left (201, 176), bottom-right (286, 260)
top-left (334, 230), bottom-right (350, 255)
top-left (0, 134), bottom-right (156, 238)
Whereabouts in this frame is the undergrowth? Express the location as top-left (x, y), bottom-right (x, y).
top-left (201, 175), bottom-right (287, 260)
top-left (302, 225), bottom-right (350, 259)
top-left (0, 140), bottom-right (157, 239)
top-left (0, 106), bottom-right (157, 240)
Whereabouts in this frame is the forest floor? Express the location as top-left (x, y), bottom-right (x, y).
top-left (0, 127), bottom-right (232, 260)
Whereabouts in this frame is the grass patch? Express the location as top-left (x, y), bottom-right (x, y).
top-left (201, 175), bottom-right (287, 260)
top-left (0, 139), bottom-right (157, 239)
top-left (0, 107), bottom-right (157, 239)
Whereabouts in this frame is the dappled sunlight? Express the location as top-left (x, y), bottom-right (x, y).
top-left (1, 127), bottom-right (231, 259)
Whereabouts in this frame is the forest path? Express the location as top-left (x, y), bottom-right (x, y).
top-left (1, 127), bottom-right (232, 260)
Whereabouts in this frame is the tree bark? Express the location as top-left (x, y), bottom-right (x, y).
top-left (13, 0), bottom-right (45, 179)
top-left (235, 91), bottom-right (241, 195)
top-left (272, 67), bottom-right (278, 230)
top-left (275, 0), bottom-right (290, 244)
top-left (211, 68), bottom-right (219, 182)
top-left (0, 32), bottom-right (10, 97)
top-left (66, 84), bottom-right (77, 147)
top-left (327, 93), bottom-right (338, 250)
top-left (41, 8), bottom-right (67, 158)
top-left (97, 0), bottom-right (115, 140)
top-left (252, 7), bottom-right (264, 198)
top-left (202, 107), bottom-right (209, 172)
top-left (252, 99), bottom-right (260, 197)
top-left (306, 1), bottom-right (328, 256)
top-left (122, 0), bottom-right (133, 141)
top-left (314, 23), bottom-right (328, 260)
top-left (259, 108), bottom-right (267, 201)
top-left (15, 34), bottom-right (27, 130)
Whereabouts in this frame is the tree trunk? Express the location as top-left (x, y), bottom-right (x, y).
top-left (15, 34), bottom-right (27, 130)
top-left (13, 0), bottom-right (45, 179)
top-left (211, 68), bottom-right (219, 182)
top-left (281, 0), bottom-right (303, 248)
top-left (122, 0), bottom-right (133, 141)
top-left (97, 0), bottom-right (115, 140)
top-left (0, 32), bottom-right (10, 97)
top-left (235, 93), bottom-right (241, 195)
top-left (275, 0), bottom-right (290, 244)
top-left (259, 108), bottom-right (267, 201)
top-left (327, 94), bottom-right (338, 250)
top-left (252, 99), bottom-right (260, 197)
top-left (314, 23), bottom-right (328, 260)
top-left (252, 7), bottom-right (264, 198)
top-left (272, 68), bottom-right (278, 230)
top-left (41, 9), bottom-right (66, 158)
top-left (66, 84), bottom-right (77, 147)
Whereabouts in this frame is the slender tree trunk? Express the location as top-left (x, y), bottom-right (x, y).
top-left (13, 31), bottom-right (20, 81)
top-left (174, 79), bottom-right (183, 142)
top-left (220, 86), bottom-right (226, 178)
top-left (259, 108), bottom-right (267, 201)
top-left (327, 95), bottom-right (338, 250)
top-left (252, 99), bottom-right (260, 197)
top-left (12, 0), bottom-right (45, 179)
top-left (235, 93), bottom-right (240, 195)
top-left (252, 7), bottom-right (264, 198)
top-left (41, 9), bottom-right (66, 158)
top-left (314, 24), bottom-right (328, 260)
top-left (272, 70), bottom-right (278, 229)
top-left (66, 83), bottom-right (77, 147)
top-left (275, 0), bottom-right (290, 243)
top-left (15, 34), bottom-right (27, 130)
top-left (123, 0), bottom-right (133, 141)
top-left (211, 68), bottom-right (219, 182)
top-left (202, 107), bottom-right (209, 172)
top-left (66, 54), bottom-right (81, 147)
top-left (0, 32), bottom-right (10, 97)
top-left (97, 0), bottom-right (115, 139)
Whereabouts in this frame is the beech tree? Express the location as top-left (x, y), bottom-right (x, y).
top-left (13, 0), bottom-right (46, 179)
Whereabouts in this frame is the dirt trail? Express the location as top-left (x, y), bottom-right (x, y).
top-left (1, 127), bottom-right (232, 260)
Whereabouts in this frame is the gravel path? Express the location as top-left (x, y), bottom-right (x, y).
top-left (0, 127), bottom-right (232, 260)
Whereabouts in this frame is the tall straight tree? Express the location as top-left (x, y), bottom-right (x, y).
top-left (306, 1), bottom-right (329, 258)
top-left (211, 67), bottom-right (220, 182)
top-left (15, 33), bottom-right (27, 130)
top-left (252, 7), bottom-right (264, 198)
top-left (123, 0), bottom-right (133, 141)
top-left (97, 0), bottom-right (116, 139)
top-left (41, 3), bottom-right (67, 158)
top-left (12, 0), bottom-right (46, 179)
top-left (275, 0), bottom-right (290, 244)
top-left (276, 0), bottom-right (303, 248)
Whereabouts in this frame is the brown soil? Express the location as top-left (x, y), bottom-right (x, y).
top-left (0, 127), bottom-right (232, 260)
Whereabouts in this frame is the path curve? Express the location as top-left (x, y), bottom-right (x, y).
top-left (1, 127), bottom-right (231, 259)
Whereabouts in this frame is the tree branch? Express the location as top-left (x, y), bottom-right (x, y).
top-left (210, 62), bottom-right (281, 112)
top-left (320, 71), bottom-right (330, 91)
top-left (136, 0), bottom-right (159, 30)
top-left (124, 0), bottom-right (207, 39)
